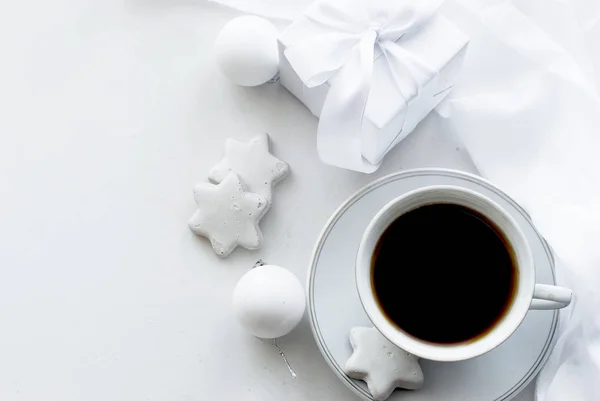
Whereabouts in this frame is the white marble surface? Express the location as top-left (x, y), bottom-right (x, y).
top-left (0, 1), bottom-right (532, 400)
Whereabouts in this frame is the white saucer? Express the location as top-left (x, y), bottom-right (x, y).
top-left (308, 169), bottom-right (558, 401)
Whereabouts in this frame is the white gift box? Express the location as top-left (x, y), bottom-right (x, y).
top-left (278, 0), bottom-right (469, 172)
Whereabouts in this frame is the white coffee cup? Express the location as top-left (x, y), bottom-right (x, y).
top-left (356, 185), bottom-right (572, 362)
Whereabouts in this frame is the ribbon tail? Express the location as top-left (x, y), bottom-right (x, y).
top-left (316, 30), bottom-right (379, 173)
top-left (370, 41), bottom-right (438, 151)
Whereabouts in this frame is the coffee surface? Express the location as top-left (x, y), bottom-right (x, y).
top-left (372, 203), bottom-right (517, 344)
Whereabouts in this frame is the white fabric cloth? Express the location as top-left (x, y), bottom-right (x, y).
top-left (439, 1), bottom-right (600, 400)
top-left (207, 0), bottom-right (600, 399)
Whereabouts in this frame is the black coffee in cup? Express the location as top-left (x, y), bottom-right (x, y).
top-left (371, 203), bottom-right (518, 344)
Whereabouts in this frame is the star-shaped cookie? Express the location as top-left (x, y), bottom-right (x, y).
top-left (209, 133), bottom-right (290, 202)
top-left (344, 327), bottom-right (424, 401)
top-left (188, 173), bottom-right (268, 257)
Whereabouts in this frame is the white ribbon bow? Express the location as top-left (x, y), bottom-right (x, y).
top-left (285, 0), bottom-right (443, 172)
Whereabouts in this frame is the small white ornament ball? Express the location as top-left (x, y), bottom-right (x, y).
top-left (214, 16), bottom-right (280, 87)
top-left (233, 264), bottom-right (306, 339)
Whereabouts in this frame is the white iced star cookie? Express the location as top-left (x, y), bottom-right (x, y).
top-left (209, 133), bottom-right (290, 202)
top-left (344, 327), bottom-right (424, 401)
top-left (188, 172), bottom-right (268, 257)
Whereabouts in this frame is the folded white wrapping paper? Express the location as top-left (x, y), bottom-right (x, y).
top-left (278, 0), bottom-right (468, 172)
top-left (209, 0), bottom-right (600, 398)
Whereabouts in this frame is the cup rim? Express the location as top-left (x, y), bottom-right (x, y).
top-left (355, 185), bottom-right (535, 361)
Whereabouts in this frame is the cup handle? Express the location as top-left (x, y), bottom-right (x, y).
top-left (529, 284), bottom-right (572, 310)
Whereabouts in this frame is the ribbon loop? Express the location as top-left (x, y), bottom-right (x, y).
top-left (285, 0), bottom-right (444, 172)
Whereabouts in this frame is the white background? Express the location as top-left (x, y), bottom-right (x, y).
top-left (0, 1), bottom-right (532, 400)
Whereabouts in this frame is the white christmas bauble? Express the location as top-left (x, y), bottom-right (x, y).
top-left (214, 16), bottom-right (279, 87)
top-left (232, 264), bottom-right (305, 339)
